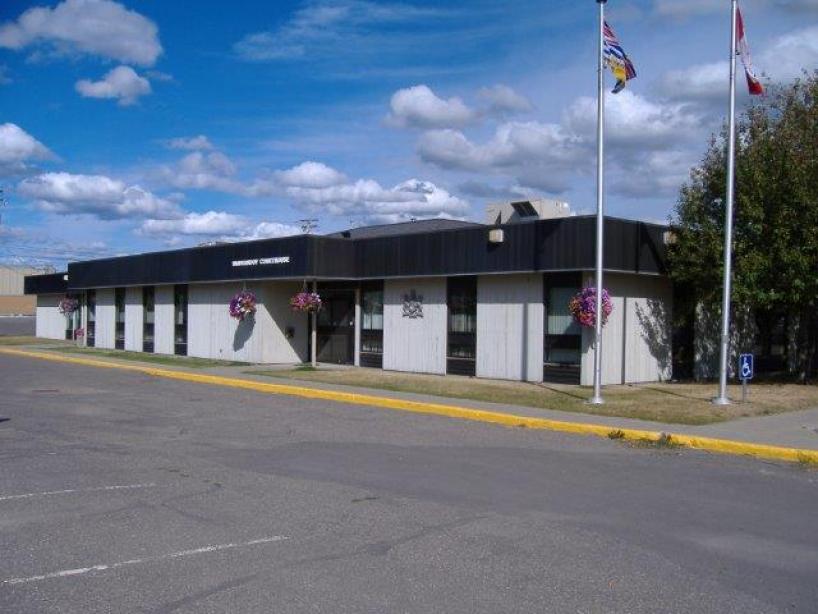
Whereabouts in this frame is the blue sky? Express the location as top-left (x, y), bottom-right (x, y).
top-left (1, 0), bottom-right (817, 268)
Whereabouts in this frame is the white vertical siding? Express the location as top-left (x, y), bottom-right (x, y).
top-left (187, 281), bottom-right (307, 363)
top-left (95, 288), bottom-right (116, 349)
top-left (260, 281), bottom-right (308, 364)
top-left (124, 287), bottom-right (143, 352)
top-left (581, 273), bottom-right (673, 385)
top-left (154, 285), bottom-right (175, 355)
top-left (476, 274), bottom-right (544, 382)
top-left (35, 294), bottom-right (65, 340)
top-left (383, 277), bottom-right (447, 375)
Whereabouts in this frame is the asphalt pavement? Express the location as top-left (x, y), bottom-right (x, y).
top-left (1, 353), bottom-right (817, 613)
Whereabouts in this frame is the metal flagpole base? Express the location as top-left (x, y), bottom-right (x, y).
top-left (711, 396), bottom-right (731, 406)
top-left (586, 396), bottom-right (605, 405)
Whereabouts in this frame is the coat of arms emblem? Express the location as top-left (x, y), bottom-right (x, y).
top-left (402, 289), bottom-right (423, 319)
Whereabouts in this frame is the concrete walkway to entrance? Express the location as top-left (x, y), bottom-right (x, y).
top-left (3, 343), bottom-right (818, 460)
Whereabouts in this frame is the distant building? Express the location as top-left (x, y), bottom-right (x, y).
top-left (485, 198), bottom-right (572, 225)
top-left (0, 265), bottom-right (54, 315)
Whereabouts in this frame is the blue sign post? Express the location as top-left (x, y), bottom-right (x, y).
top-left (739, 354), bottom-right (753, 402)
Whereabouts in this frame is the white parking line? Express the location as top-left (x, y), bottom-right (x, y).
top-left (0, 483), bottom-right (157, 502)
top-left (2, 536), bottom-right (288, 585)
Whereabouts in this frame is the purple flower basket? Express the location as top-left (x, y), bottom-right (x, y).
top-left (229, 290), bottom-right (257, 321)
top-left (290, 291), bottom-right (322, 313)
top-left (568, 287), bottom-right (613, 328)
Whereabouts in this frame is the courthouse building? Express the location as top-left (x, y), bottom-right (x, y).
top-left (25, 202), bottom-right (673, 386)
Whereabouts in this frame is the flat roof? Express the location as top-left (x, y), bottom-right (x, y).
top-left (26, 215), bottom-right (669, 292)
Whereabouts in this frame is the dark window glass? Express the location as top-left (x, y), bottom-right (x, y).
top-left (86, 290), bottom-right (96, 347)
top-left (447, 277), bottom-right (477, 375)
top-left (360, 283), bottom-right (384, 357)
top-left (142, 287), bottom-right (155, 353)
top-left (115, 288), bottom-right (125, 350)
top-left (64, 293), bottom-right (81, 340)
top-left (174, 285), bottom-right (188, 356)
top-left (544, 279), bottom-right (581, 366)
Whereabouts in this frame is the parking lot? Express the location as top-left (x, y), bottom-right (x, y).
top-left (1, 353), bottom-right (817, 613)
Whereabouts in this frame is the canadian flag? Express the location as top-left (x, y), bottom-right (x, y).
top-left (737, 6), bottom-right (764, 95)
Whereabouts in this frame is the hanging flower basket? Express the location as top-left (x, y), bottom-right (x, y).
top-left (58, 297), bottom-right (79, 315)
top-left (568, 287), bottom-right (613, 328)
top-left (290, 291), bottom-right (322, 313)
top-left (229, 290), bottom-right (257, 321)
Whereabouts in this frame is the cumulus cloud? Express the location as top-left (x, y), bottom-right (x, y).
top-left (75, 65), bottom-right (151, 106)
top-left (139, 211), bottom-right (246, 236)
top-left (654, 0), bottom-right (818, 18)
top-left (18, 172), bottom-right (181, 220)
top-left (387, 85), bottom-right (476, 129)
top-left (157, 151), bottom-right (246, 194)
top-left (0, 123), bottom-right (53, 175)
top-left (165, 135), bottom-right (214, 151)
top-left (274, 161), bottom-right (347, 188)
top-left (478, 84), bottom-right (533, 115)
top-left (417, 90), bottom-right (702, 198)
top-left (0, 0), bottom-right (162, 66)
top-left (658, 24), bottom-right (818, 101)
top-left (138, 211), bottom-right (302, 245)
top-left (284, 169), bottom-right (470, 223)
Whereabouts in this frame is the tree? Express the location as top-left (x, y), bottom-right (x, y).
top-left (668, 72), bottom-right (818, 381)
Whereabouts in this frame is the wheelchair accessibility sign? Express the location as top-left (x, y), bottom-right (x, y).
top-left (739, 354), bottom-right (754, 380)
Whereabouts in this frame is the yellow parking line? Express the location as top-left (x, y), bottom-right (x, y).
top-left (3, 347), bottom-right (817, 465)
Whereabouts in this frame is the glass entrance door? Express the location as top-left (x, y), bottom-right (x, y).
top-left (315, 290), bottom-right (355, 364)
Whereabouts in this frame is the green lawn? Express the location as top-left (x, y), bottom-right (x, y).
top-left (247, 367), bottom-right (818, 425)
top-left (46, 345), bottom-right (248, 369)
top-left (0, 336), bottom-right (67, 346)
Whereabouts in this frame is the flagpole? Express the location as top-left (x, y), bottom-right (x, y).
top-left (714, 0), bottom-right (738, 406)
top-left (589, 0), bottom-right (606, 405)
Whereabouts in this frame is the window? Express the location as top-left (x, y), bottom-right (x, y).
top-left (545, 285), bottom-right (582, 364)
top-left (447, 277), bottom-right (477, 376)
top-left (360, 281), bottom-right (384, 368)
top-left (143, 287), bottom-right (155, 353)
top-left (64, 294), bottom-right (80, 340)
top-left (86, 290), bottom-right (96, 347)
top-left (174, 285), bottom-right (188, 356)
top-left (542, 273), bottom-right (583, 384)
top-left (115, 288), bottom-right (125, 350)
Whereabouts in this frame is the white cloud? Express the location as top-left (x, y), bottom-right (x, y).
top-left (758, 25), bottom-right (818, 81)
top-left (286, 174), bottom-right (469, 223)
top-left (165, 135), bottom-right (214, 151)
top-left (139, 211), bottom-right (247, 236)
top-left (417, 90), bottom-right (702, 197)
top-left (18, 172), bottom-right (181, 220)
top-left (564, 91), bottom-right (700, 147)
top-left (658, 25), bottom-right (818, 101)
top-left (225, 221), bottom-right (303, 242)
top-left (275, 161), bottom-right (347, 188)
top-left (654, 0), bottom-right (818, 18)
top-left (0, 0), bottom-right (162, 66)
top-left (75, 65), bottom-right (151, 106)
top-left (478, 84), bottom-right (533, 115)
top-left (233, 1), bottom-right (448, 62)
top-left (138, 211), bottom-right (302, 245)
top-left (387, 85), bottom-right (476, 129)
top-left (0, 123), bottom-right (53, 175)
top-left (158, 151), bottom-right (245, 194)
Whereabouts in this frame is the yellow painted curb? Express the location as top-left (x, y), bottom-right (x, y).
top-left (3, 347), bottom-right (818, 465)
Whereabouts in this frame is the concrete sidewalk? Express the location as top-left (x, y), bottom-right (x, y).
top-left (6, 343), bottom-right (818, 455)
